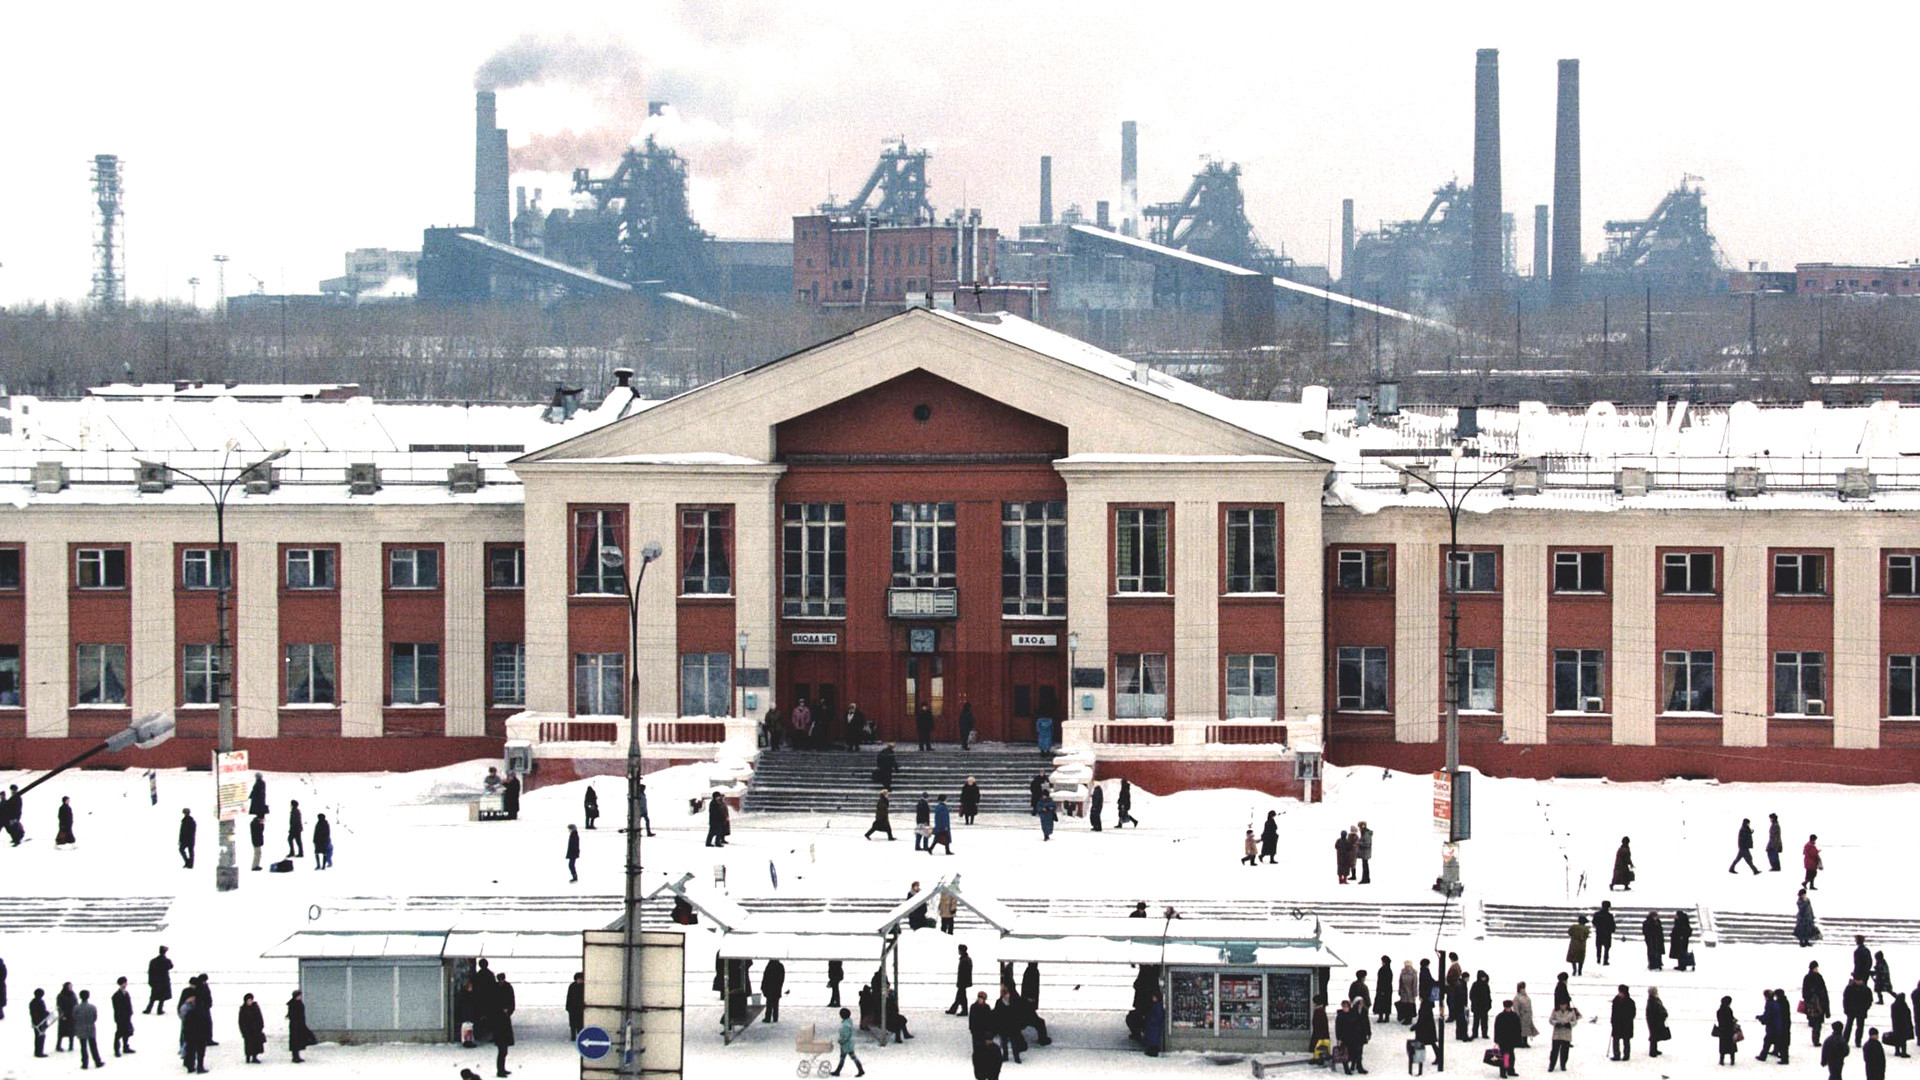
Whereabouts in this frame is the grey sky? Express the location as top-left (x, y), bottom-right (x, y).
top-left (4, 0), bottom-right (1915, 305)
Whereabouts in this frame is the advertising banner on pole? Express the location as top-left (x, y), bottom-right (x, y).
top-left (216, 750), bottom-right (249, 821)
top-left (1431, 771), bottom-right (1452, 835)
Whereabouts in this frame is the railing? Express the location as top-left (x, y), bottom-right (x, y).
top-left (537, 720), bottom-right (618, 744)
top-left (647, 720), bottom-right (728, 744)
top-left (1093, 722), bottom-right (1174, 746)
top-left (1206, 723), bottom-right (1288, 745)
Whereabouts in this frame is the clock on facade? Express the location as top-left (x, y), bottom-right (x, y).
top-left (908, 627), bottom-right (937, 654)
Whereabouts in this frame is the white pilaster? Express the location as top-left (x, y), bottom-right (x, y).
top-left (24, 541), bottom-right (68, 737)
top-left (1502, 541), bottom-right (1548, 742)
top-left (443, 539), bottom-right (485, 736)
top-left (1721, 543), bottom-right (1768, 746)
top-left (1834, 540), bottom-right (1880, 749)
top-left (1611, 541), bottom-right (1656, 745)
top-left (129, 541), bottom-right (174, 724)
top-left (1396, 535), bottom-right (1440, 742)
top-left (340, 540), bottom-right (383, 738)
top-left (235, 541), bottom-right (279, 738)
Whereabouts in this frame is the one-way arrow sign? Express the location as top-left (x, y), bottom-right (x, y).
top-left (577, 1025), bottom-right (613, 1060)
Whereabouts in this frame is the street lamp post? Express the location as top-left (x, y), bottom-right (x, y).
top-left (13, 713), bottom-right (175, 800)
top-left (603, 539), bottom-right (662, 1078)
top-left (737, 631), bottom-right (750, 718)
top-left (138, 447), bottom-right (287, 893)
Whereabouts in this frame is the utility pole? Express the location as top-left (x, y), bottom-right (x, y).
top-left (1644, 286), bottom-right (1653, 373)
top-left (607, 538), bottom-right (663, 1079)
top-left (1749, 293), bottom-right (1759, 367)
top-left (212, 255), bottom-right (229, 316)
top-left (187, 277), bottom-right (200, 311)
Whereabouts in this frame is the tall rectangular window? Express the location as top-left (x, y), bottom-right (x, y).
top-left (1452, 647), bottom-right (1498, 710)
top-left (1336, 549), bottom-right (1389, 590)
top-left (76, 548), bottom-right (127, 590)
top-left (1114, 653), bottom-right (1168, 718)
top-left (182, 644), bottom-right (219, 705)
top-left (574, 509), bottom-right (626, 594)
top-left (1552, 551), bottom-right (1606, 593)
top-left (1552, 648), bottom-right (1605, 712)
top-left (1225, 653), bottom-right (1278, 719)
top-left (1224, 508), bottom-right (1279, 593)
top-left (389, 548), bottom-right (439, 590)
top-left (1446, 550), bottom-right (1497, 593)
top-left (680, 508), bottom-right (733, 595)
top-left (0, 643), bottom-right (19, 705)
top-left (1336, 646), bottom-right (1389, 711)
top-left (1892, 655), bottom-right (1920, 717)
top-left (1774, 651), bottom-right (1826, 714)
top-left (574, 652), bottom-right (624, 716)
top-left (782, 503), bottom-right (846, 617)
top-left (1002, 500), bottom-right (1067, 617)
top-left (1114, 508), bottom-right (1168, 593)
top-left (1773, 553), bottom-right (1828, 596)
top-left (390, 643), bottom-right (441, 705)
top-left (1661, 649), bottom-right (1716, 713)
top-left (891, 502), bottom-right (957, 589)
top-left (75, 643), bottom-right (128, 705)
top-left (0, 548), bottom-right (20, 590)
top-left (491, 642), bottom-right (526, 706)
top-left (181, 549), bottom-right (232, 590)
top-left (1662, 551), bottom-right (1716, 594)
top-left (1891, 554), bottom-right (1920, 598)
top-left (680, 652), bottom-right (732, 717)
top-left (488, 546), bottom-right (524, 589)
top-left (286, 548), bottom-right (336, 590)
top-left (285, 643), bottom-right (337, 705)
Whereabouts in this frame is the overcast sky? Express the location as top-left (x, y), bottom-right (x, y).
top-left (4, 1), bottom-right (1916, 306)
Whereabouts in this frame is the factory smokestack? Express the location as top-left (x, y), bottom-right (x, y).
top-left (1040, 156), bottom-right (1054, 225)
top-left (1340, 198), bottom-right (1355, 290)
top-left (1470, 48), bottom-right (1503, 297)
top-left (1533, 205), bottom-right (1550, 282)
top-left (1120, 120), bottom-right (1138, 238)
top-left (475, 91), bottom-right (510, 243)
top-left (1551, 58), bottom-right (1582, 303)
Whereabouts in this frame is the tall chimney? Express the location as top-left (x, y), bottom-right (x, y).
top-left (1470, 48), bottom-right (1503, 297)
top-left (1096, 200), bottom-right (1111, 230)
top-left (1039, 156), bottom-right (1054, 225)
top-left (1120, 120), bottom-right (1139, 238)
top-left (1340, 198), bottom-right (1356, 289)
top-left (475, 91), bottom-right (510, 243)
top-left (1533, 204), bottom-right (1550, 282)
top-left (1551, 58), bottom-right (1582, 303)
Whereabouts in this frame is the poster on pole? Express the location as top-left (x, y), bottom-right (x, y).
top-left (1431, 771), bottom-right (1452, 835)
top-left (216, 750), bottom-right (249, 821)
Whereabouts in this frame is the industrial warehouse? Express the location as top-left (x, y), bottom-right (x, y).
top-left (3, 306), bottom-right (1920, 790)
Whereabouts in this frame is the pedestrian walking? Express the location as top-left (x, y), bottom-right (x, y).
top-left (109, 977), bottom-right (133, 1056)
top-left (286, 799), bottom-right (304, 857)
top-left (1671, 909), bottom-right (1695, 971)
top-left (960, 777), bottom-right (980, 825)
top-left (913, 793), bottom-right (932, 852)
top-left (55, 796), bottom-right (76, 847)
top-left (1805, 961), bottom-right (1831, 1047)
top-left (948, 944), bottom-right (973, 1014)
top-left (250, 813), bottom-right (265, 871)
top-left (583, 784), bottom-right (599, 829)
top-left (2, 784), bottom-right (24, 845)
top-left (1844, 975), bottom-right (1873, 1047)
top-left (1804, 834), bottom-right (1822, 890)
top-left (1730, 817), bottom-right (1761, 874)
top-left (1865, 1028), bottom-right (1887, 1080)
top-left (146, 771), bottom-right (157, 807)
top-left (1116, 777), bottom-right (1139, 828)
top-left (1356, 820), bottom-right (1374, 884)
top-left (1647, 986), bottom-right (1670, 1057)
top-left (705, 790), bottom-right (730, 847)
top-left (1089, 782), bottom-right (1104, 831)
top-left (1610, 836), bottom-right (1635, 890)
top-left (1874, 951), bottom-right (1893, 1004)
top-left (177, 808), bottom-right (197, 868)
top-left (239, 993), bottom-right (265, 1063)
top-left (1546, 999), bottom-right (1581, 1072)
top-left (1259, 811), bottom-right (1279, 864)
top-left (1515, 982), bottom-right (1537, 1048)
top-left (931, 795), bottom-right (953, 855)
top-left (638, 781), bottom-right (654, 836)
top-left (1641, 909), bottom-right (1665, 971)
top-left (1853, 935), bottom-right (1874, 983)
top-left (1038, 793), bottom-right (1056, 841)
top-left (1413, 997), bottom-right (1438, 1071)
top-left (958, 698), bottom-right (975, 750)
top-left (181, 990), bottom-right (210, 1073)
top-left (1713, 995), bottom-right (1740, 1065)
top-left (1593, 900), bottom-right (1616, 965)
top-left (566, 824), bottom-right (580, 883)
top-left (144, 947), bottom-right (172, 1014)
top-left (1796, 888), bottom-right (1820, 947)
top-left (30, 987), bottom-right (50, 1057)
top-left (864, 790), bottom-right (894, 841)
top-left (492, 974), bottom-right (516, 1075)
top-left (833, 1007), bottom-right (865, 1076)
top-left (1766, 812), bottom-right (1784, 871)
top-left (287, 989), bottom-right (316, 1064)
top-left (565, 972), bottom-right (585, 1040)
top-left (1493, 998), bottom-right (1521, 1078)
top-left (761, 959), bottom-right (785, 1023)
top-left (1609, 984), bottom-right (1636, 1061)
top-left (1241, 826), bottom-right (1257, 866)
top-left (55, 981), bottom-right (76, 1052)
top-left (873, 744), bottom-right (898, 788)
top-left (1822, 1021), bottom-right (1850, 1080)
top-left (313, 812), bottom-right (333, 868)
top-left (73, 989), bottom-right (102, 1068)
top-left (826, 960), bottom-right (843, 1008)
top-left (1566, 913), bottom-right (1590, 975)
top-left (248, 773), bottom-right (268, 817)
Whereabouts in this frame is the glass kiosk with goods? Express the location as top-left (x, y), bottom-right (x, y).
top-left (1167, 964), bottom-right (1323, 1052)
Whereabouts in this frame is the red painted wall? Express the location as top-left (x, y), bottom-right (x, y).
top-left (1654, 546), bottom-right (1723, 744)
top-left (1883, 548), bottom-right (1920, 731)
top-left (1324, 544), bottom-right (1396, 734)
top-left (68, 542), bottom-right (131, 735)
top-left (1767, 547), bottom-right (1835, 747)
top-left (382, 542), bottom-right (445, 737)
top-left (0, 544), bottom-right (24, 737)
top-left (278, 543), bottom-right (342, 738)
top-left (1546, 545), bottom-right (1613, 743)
top-left (774, 370), bottom-right (1066, 459)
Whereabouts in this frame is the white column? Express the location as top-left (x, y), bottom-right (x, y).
top-left (235, 540), bottom-right (279, 738)
top-left (443, 539), bottom-right (485, 736)
top-left (524, 480), bottom-right (570, 715)
top-left (340, 540), bottom-right (384, 738)
top-left (129, 541), bottom-right (174, 725)
top-left (1280, 475), bottom-right (1325, 734)
top-left (1502, 541), bottom-right (1548, 742)
top-left (1395, 533), bottom-right (1440, 742)
top-left (1833, 541), bottom-right (1880, 749)
top-left (1063, 478), bottom-right (1111, 729)
top-left (732, 481), bottom-right (779, 714)
top-left (24, 539), bottom-right (68, 738)
top-left (1611, 541), bottom-right (1656, 745)
top-left (1173, 498), bottom-right (1218, 725)
top-left (1721, 543), bottom-right (1769, 747)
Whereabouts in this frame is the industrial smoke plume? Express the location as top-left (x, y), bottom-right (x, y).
top-left (473, 33), bottom-right (645, 92)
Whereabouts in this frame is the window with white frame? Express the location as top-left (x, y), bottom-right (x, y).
top-left (182, 643), bottom-right (219, 705)
top-left (491, 642), bottom-right (525, 706)
top-left (1224, 508), bottom-right (1279, 593)
top-left (782, 503), bottom-right (846, 617)
top-left (1662, 551), bottom-right (1716, 594)
top-left (1890, 554), bottom-right (1920, 598)
top-left (75, 643), bottom-right (128, 705)
top-left (1114, 508), bottom-right (1168, 593)
top-left (1552, 550), bottom-right (1606, 593)
top-left (1225, 653), bottom-right (1278, 719)
top-left (390, 643), bottom-right (441, 705)
top-left (1773, 553), bottom-right (1828, 596)
top-left (488, 546), bottom-right (524, 589)
top-left (680, 508), bottom-right (733, 595)
top-left (1774, 651), bottom-right (1826, 715)
top-left (1336, 548), bottom-right (1390, 590)
top-left (1002, 500), bottom-right (1066, 617)
top-left (573, 509), bottom-right (625, 594)
top-left (286, 548), bottom-right (336, 590)
top-left (285, 643), bottom-right (336, 705)
top-left (1892, 655), bottom-right (1920, 717)
top-left (1661, 649), bottom-right (1715, 713)
top-left (1336, 646), bottom-right (1389, 711)
top-left (1114, 652), bottom-right (1168, 718)
top-left (1452, 647), bottom-right (1498, 711)
top-left (1446, 550), bottom-right (1497, 593)
top-left (389, 548), bottom-right (440, 590)
top-left (76, 548), bottom-right (127, 590)
top-left (1552, 648), bottom-right (1606, 712)
top-left (574, 652), bottom-right (624, 716)
top-left (891, 502), bottom-right (957, 589)
top-left (680, 652), bottom-right (732, 717)
top-left (181, 549), bottom-right (232, 590)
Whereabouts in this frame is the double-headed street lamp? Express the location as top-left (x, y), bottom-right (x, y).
top-left (601, 538), bottom-right (662, 1077)
top-left (136, 447), bottom-right (288, 893)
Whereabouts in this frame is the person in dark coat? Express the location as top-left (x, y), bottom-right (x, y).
top-left (1492, 1000), bottom-right (1522, 1078)
top-left (1646, 987), bottom-right (1670, 1058)
top-left (0, 953), bottom-right (6, 1019)
top-left (1670, 909), bottom-right (1694, 970)
top-left (1469, 971), bottom-right (1493, 1041)
top-left (1414, 997), bottom-right (1438, 1062)
top-left (638, 782), bottom-right (653, 836)
top-left (705, 791), bottom-right (730, 847)
top-left (312, 813), bottom-right (332, 869)
top-left (1144, 991), bottom-right (1165, 1057)
top-left (1334, 829), bottom-right (1355, 883)
top-left (844, 703), bottom-right (866, 751)
top-left (1117, 778), bottom-right (1138, 828)
top-left (563, 971), bottom-right (586, 1041)
top-left (1609, 984), bottom-right (1636, 1061)
top-left (1259, 811), bottom-right (1279, 864)
top-left (1874, 951), bottom-right (1893, 1004)
top-left (1797, 888), bottom-right (1820, 947)
top-left (1854, 935), bottom-right (1875, 982)
top-left (1037, 794), bottom-right (1056, 840)
top-left (250, 812), bottom-right (266, 871)
top-left (1713, 995), bottom-right (1739, 1065)
top-left (1766, 812), bottom-right (1784, 871)
top-left (54, 982), bottom-right (76, 1051)
top-left (1889, 992), bottom-right (1913, 1057)
top-left (1566, 914), bottom-right (1590, 975)
top-left (992, 986), bottom-right (1023, 1061)
top-left (913, 794), bottom-right (932, 851)
top-left (761, 959), bottom-right (785, 1023)
top-left (145, 946), bottom-right (172, 1014)
top-left (492, 975), bottom-right (516, 1076)
top-left (958, 699), bottom-right (976, 750)
top-left (30, 987), bottom-right (50, 1057)
top-left (826, 960), bottom-right (843, 1008)
top-left (566, 825), bottom-right (580, 882)
top-left (1641, 909), bottom-right (1665, 971)
top-left (873, 743), bottom-right (898, 788)
top-left (1822, 1021), bottom-right (1850, 1080)
top-left (1765, 986), bottom-right (1793, 1063)
top-left (55, 796), bottom-right (76, 846)
top-left (248, 774), bottom-right (268, 818)
top-left (286, 990), bottom-right (315, 1063)
top-left (1610, 836), bottom-right (1634, 890)
top-left (1333, 1000), bottom-right (1363, 1075)
top-left (1447, 975), bottom-right (1469, 1042)
top-left (1844, 975), bottom-right (1874, 1047)
top-left (1355, 821), bottom-right (1374, 884)
top-left (1804, 834), bottom-right (1823, 890)
top-left (947, 945), bottom-right (973, 1014)
top-left (1592, 900), bottom-right (1616, 964)
top-left (1028, 773), bottom-right (1045, 815)
top-left (178, 809), bottom-right (197, 868)
top-left (968, 988), bottom-right (993, 1039)
top-left (1089, 783), bottom-right (1104, 831)
top-left (181, 991), bottom-right (211, 1073)
top-left (914, 703), bottom-right (935, 751)
top-left (1310, 994), bottom-right (1331, 1061)
top-left (109, 977), bottom-right (133, 1056)
top-left (583, 785), bottom-right (599, 829)
top-left (1375, 957), bottom-right (1394, 1025)
top-left (1021, 963), bottom-right (1040, 1009)
top-left (286, 799), bottom-right (304, 858)
top-left (502, 773), bottom-right (521, 820)
top-left (1865, 1028), bottom-right (1888, 1080)
top-left (1552, 972), bottom-right (1571, 1010)
top-left (864, 790), bottom-right (893, 841)
top-left (238, 993), bottom-right (265, 1063)
top-left (960, 778), bottom-right (981, 825)
top-left (1730, 817), bottom-right (1761, 874)
top-left (1805, 961), bottom-right (1832, 1047)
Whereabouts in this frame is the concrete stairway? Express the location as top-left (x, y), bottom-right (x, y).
top-left (0, 896), bottom-right (172, 932)
top-left (742, 745), bottom-right (1058, 814)
top-left (1481, 902), bottom-right (1701, 940)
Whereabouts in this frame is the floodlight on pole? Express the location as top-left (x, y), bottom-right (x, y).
top-left (613, 537), bottom-right (663, 1077)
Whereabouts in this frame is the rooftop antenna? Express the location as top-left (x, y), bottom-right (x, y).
top-left (89, 154), bottom-right (125, 308)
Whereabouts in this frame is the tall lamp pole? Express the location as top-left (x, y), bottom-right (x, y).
top-left (604, 539), bottom-right (662, 1078)
top-left (737, 631), bottom-right (750, 718)
top-left (139, 447), bottom-right (288, 893)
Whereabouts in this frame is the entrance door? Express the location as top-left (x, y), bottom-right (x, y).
top-left (1007, 652), bottom-right (1063, 745)
top-left (903, 654), bottom-right (946, 741)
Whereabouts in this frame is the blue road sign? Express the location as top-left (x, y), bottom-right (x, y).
top-left (577, 1026), bottom-right (613, 1060)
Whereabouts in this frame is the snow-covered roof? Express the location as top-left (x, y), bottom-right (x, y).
top-left (265, 929), bottom-right (584, 959)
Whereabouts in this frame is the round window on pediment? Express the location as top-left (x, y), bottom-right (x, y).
top-left (912, 404), bottom-right (932, 422)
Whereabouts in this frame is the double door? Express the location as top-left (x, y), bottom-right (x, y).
top-left (902, 654), bottom-right (945, 739)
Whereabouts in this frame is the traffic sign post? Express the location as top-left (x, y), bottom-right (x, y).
top-left (577, 1025), bottom-right (612, 1061)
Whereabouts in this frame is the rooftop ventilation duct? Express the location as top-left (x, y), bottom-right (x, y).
top-left (1727, 466), bottom-right (1764, 499)
top-left (1504, 462), bottom-right (1540, 496)
top-left (1615, 467), bottom-right (1649, 496)
top-left (347, 463), bottom-right (382, 495)
top-left (1839, 467), bottom-right (1875, 501)
top-left (448, 461), bottom-right (484, 494)
top-left (242, 463), bottom-right (279, 494)
top-left (33, 462), bottom-right (68, 493)
top-left (136, 462), bottom-right (171, 493)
